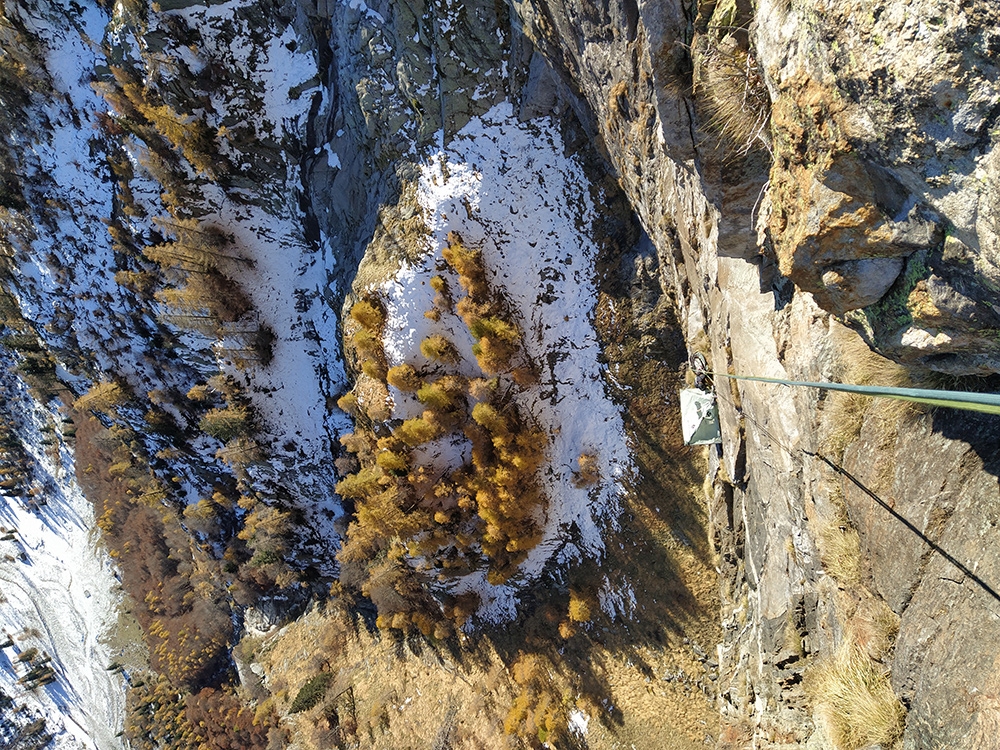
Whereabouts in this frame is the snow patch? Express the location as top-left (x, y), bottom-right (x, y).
top-left (344, 0), bottom-right (386, 23)
top-left (381, 104), bottom-right (632, 622)
top-left (599, 576), bottom-right (638, 621)
top-left (568, 708), bottom-right (590, 736)
top-left (323, 143), bottom-right (341, 170)
top-left (0, 365), bottom-right (125, 749)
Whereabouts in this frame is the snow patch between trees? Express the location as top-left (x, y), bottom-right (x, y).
top-left (382, 104), bottom-right (632, 622)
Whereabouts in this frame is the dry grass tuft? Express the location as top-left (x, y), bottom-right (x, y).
top-left (806, 643), bottom-right (906, 750)
top-left (695, 21), bottom-right (771, 156)
top-left (846, 598), bottom-right (899, 662)
top-left (820, 324), bottom-right (917, 460)
top-left (818, 508), bottom-right (863, 588)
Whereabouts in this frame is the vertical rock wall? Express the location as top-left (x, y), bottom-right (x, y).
top-left (510, 0), bottom-right (1000, 747)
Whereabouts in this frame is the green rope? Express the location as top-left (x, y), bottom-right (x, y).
top-left (712, 372), bottom-right (1000, 415)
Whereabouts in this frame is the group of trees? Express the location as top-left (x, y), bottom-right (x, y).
top-left (443, 231), bottom-right (533, 379)
top-left (141, 214), bottom-right (272, 367)
top-left (14, 646), bottom-right (56, 690)
top-left (0, 7), bottom-right (49, 213)
top-left (95, 64), bottom-right (223, 189)
top-left (183, 373), bottom-right (299, 591)
top-left (73, 408), bottom-right (234, 689)
top-left (0, 409), bottom-right (30, 496)
top-left (69, 357), bottom-right (308, 746)
top-left (126, 677), bottom-right (277, 750)
top-left (0, 687), bottom-right (53, 750)
top-left (503, 652), bottom-right (571, 744)
top-left (0, 289), bottom-right (62, 401)
top-left (335, 233), bottom-right (549, 634)
top-left (95, 59), bottom-right (274, 368)
top-left (72, 398), bottom-right (290, 748)
top-left (83, 28), bottom-right (309, 749)
top-left (1, 7), bottom-right (291, 748)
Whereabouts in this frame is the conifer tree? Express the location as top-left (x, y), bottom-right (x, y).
top-left (74, 381), bottom-right (128, 416)
top-left (349, 299), bottom-right (384, 331)
top-left (198, 406), bottom-right (249, 442)
top-left (416, 380), bottom-right (458, 411)
top-left (386, 364), bottom-right (421, 391)
top-left (335, 467), bottom-right (382, 499)
top-left (337, 391), bottom-right (359, 415)
top-left (396, 416), bottom-right (440, 446)
top-left (442, 233), bottom-right (488, 299)
top-left (420, 334), bottom-right (459, 364)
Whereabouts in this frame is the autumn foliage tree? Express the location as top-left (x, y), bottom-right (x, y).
top-left (96, 64), bottom-right (222, 179)
top-left (386, 363), bottom-right (421, 391)
top-left (419, 334), bottom-right (459, 364)
top-left (504, 653), bottom-right (570, 746)
top-left (126, 678), bottom-right (274, 750)
top-left (335, 232), bottom-right (549, 633)
top-left (74, 380), bottom-right (128, 417)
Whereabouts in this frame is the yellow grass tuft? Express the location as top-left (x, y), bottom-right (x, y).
top-left (846, 599), bottom-right (899, 662)
top-left (820, 323), bottom-right (916, 460)
top-left (806, 643), bottom-right (906, 750)
top-left (818, 510), bottom-right (863, 588)
top-left (696, 35), bottom-right (770, 155)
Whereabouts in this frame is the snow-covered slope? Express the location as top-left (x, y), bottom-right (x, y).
top-left (380, 104), bottom-right (632, 620)
top-left (0, 363), bottom-right (124, 749)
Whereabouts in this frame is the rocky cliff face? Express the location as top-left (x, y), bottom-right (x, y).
top-left (510, 0), bottom-right (1000, 747)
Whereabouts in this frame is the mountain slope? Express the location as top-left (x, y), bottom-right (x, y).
top-left (1, 0), bottom-right (998, 749)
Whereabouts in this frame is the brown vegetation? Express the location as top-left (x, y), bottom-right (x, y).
top-left (805, 641), bottom-right (905, 750)
top-left (386, 363), bottom-right (421, 391)
top-left (335, 232), bottom-right (548, 634)
top-left (693, 0), bottom-right (771, 155)
top-left (819, 323), bottom-right (916, 461)
top-left (126, 677), bottom-right (277, 750)
top-left (74, 413), bottom-right (233, 689)
top-left (94, 64), bottom-right (221, 180)
top-left (504, 653), bottom-right (570, 744)
top-left (573, 452), bottom-right (601, 488)
top-left (73, 375), bottom-right (293, 717)
top-left (74, 381), bottom-right (128, 418)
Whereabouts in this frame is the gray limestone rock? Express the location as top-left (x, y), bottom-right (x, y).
top-left (820, 258), bottom-right (905, 315)
top-left (508, 0), bottom-right (1000, 745)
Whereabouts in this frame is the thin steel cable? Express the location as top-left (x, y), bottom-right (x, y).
top-left (711, 380), bottom-right (1000, 607)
